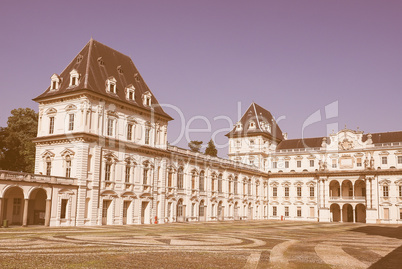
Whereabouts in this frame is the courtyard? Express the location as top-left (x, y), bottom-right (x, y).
top-left (0, 221), bottom-right (401, 268)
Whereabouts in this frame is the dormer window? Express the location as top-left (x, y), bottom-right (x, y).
top-left (143, 91), bottom-right (152, 106)
top-left (50, 74), bottom-right (60, 90)
top-left (236, 122), bottom-right (242, 131)
top-left (69, 69), bottom-right (79, 87)
top-left (106, 77), bottom-right (117, 94)
top-left (125, 85), bottom-right (135, 101)
top-left (249, 121), bottom-right (256, 129)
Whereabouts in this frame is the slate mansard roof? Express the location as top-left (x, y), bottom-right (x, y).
top-left (34, 39), bottom-right (172, 121)
top-left (226, 102), bottom-right (284, 142)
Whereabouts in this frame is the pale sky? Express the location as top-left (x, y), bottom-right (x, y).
top-left (1, 0), bottom-right (401, 157)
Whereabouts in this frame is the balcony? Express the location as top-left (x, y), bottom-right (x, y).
top-left (0, 170), bottom-right (78, 186)
top-left (329, 195), bottom-right (366, 202)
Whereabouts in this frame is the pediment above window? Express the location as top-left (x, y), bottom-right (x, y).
top-left (46, 108), bottom-right (57, 115)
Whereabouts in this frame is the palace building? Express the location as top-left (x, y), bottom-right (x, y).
top-left (0, 39), bottom-right (401, 227)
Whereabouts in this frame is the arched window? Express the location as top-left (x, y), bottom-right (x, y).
top-left (177, 167), bottom-right (184, 189)
top-left (46, 157), bottom-right (52, 176)
top-left (228, 176), bottom-right (233, 194)
top-left (211, 173), bottom-right (217, 191)
top-left (199, 170), bottom-right (205, 191)
top-left (143, 162), bottom-right (150, 185)
top-left (234, 176), bottom-right (238, 195)
top-left (177, 199), bottom-right (183, 217)
top-left (199, 200), bottom-right (205, 217)
top-left (248, 179), bottom-right (252, 195)
top-left (218, 174), bottom-right (223, 193)
top-left (167, 168), bottom-right (174, 187)
top-left (65, 155), bottom-right (71, 178)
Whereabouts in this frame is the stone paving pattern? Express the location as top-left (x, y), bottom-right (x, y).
top-left (0, 220), bottom-right (401, 268)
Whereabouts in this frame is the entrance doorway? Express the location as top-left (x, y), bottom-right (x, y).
top-left (217, 201), bottom-right (224, 221)
top-left (102, 200), bottom-right (111, 225)
top-left (177, 199), bottom-right (184, 222)
top-left (141, 201), bottom-right (150, 224)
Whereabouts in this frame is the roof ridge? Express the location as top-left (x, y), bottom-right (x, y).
top-left (84, 38), bottom-right (94, 88)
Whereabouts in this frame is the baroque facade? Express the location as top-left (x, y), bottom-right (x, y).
top-left (0, 39), bottom-right (401, 227)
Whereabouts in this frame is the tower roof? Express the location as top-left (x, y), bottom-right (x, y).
top-left (226, 102), bottom-right (284, 142)
top-left (34, 39), bottom-right (172, 120)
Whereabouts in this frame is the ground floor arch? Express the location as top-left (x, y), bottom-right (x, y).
top-left (199, 200), bottom-right (206, 222)
top-left (342, 204), bottom-right (353, 222)
top-left (330, 203), bottom-right (341, 222)
top-left (217, 201), bottom-right (224, 221)
top-left (28, 188), bottom-right (47, 225)
top-left (2, 186), bottom-right (25, 225)
top-left (176, 198), bottom-right (184, 222)
top-left (355, 204), bottom-right (366, 223)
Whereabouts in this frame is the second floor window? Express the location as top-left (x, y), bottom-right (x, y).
top-left (398, 156), bottom-right (402, 164)
top-left (297, 186), bottom-right (301, 197)
top-left (234, 177), bottom-right (238, 194)
top-left (310, 186), bottom-right (315, 197)
top-left (382, 156), bottom-right (388, 165)
top-left (49, 117), bottom-right (55, 134)
top-left (145, 128), bottom-right (150, 144)
top-left (273, 187), bottom-right (277, 197)
top-left (285, 161), bottom-right (289, 168)
top-left (177, 168), bottom-right (184, 189)
top-left (218, 175), bottom-right (223, 193)
top-left (399, 185), bottom-right (402, 197)
top-left (285, 186), bottom-right (289, 197)
top-left (107, 119), bottom-right (113, 136)
top-left (65, 155), bottom-right (71, 178)
top-left (297, 160), bottom-right (301, 168)
top-left (127, 124), bottom-right (133, 140)
top-left (310, 160), bottom-right (314, 167)
top-left (105, 162), bottom-right (111, 181)
top-left (383, 185), bottom-right (389, 197)
top-left (125, 163), bottom-right (131, 183)
top-left (199, 171), bottom-right (205, 191)
top-left (68, 114), bottom-right (74, 131)
top-left (46, 157), bottom-right (51, 176)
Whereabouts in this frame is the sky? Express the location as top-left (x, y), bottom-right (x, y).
top-left (1, 0), bottom-right (401, 157)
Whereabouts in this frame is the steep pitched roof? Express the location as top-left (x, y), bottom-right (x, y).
top-left (226, 102), bottom-right (284, 141)
top-left (363, 131), bottom-right (402, 144)
top-left (276, 137), bottom-right (328, 150)
top-left (33, 39), bottom-right (172, 120)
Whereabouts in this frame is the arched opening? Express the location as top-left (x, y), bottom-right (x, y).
top-left (248, 202), bottom-right (253, 220)
top-left (330, 203), bottom-right (341, 222)
top-left (2, 187), bottom-right (25, 225)
top-left (342, 204), bottom-right (353, 222)
top-left (199, 200), bottom-right (206, 222)
top-left (28, 188), bottom-right (47, 225)
top-left (234, 202), bottom-right (239, 220)
top-left (329, 180), bottom-right (340, 198)
top-left (177, 199), bottom-right (184, 222)
top-left (217, 201), bottom-right (224, 221)
top-left (354, 180), bottom-right (366, 198)
top-left (341, 180), bottom-right (353, 199)
top-left (355, 204), bottom-right (366, 223)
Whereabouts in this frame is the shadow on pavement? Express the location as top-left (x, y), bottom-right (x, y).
top-left (352, 226), bottom-right (402, 269)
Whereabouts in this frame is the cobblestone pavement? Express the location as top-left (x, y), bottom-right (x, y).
top-left (0, 221), bottom-right (401, 268)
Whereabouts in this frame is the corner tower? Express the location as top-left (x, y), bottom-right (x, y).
top-left (226, 102), bottom-right (284, 170)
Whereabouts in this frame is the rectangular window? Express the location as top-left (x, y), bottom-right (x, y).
top-left (357, 158), bottom-right (362, 167)
top-left (310, 160), bottom-right (314, 167)
top-left (145, 128), bottom-right (150, 144)
top-left (332, 159), bottom-right (337, 168)
top-left (127, 124), bottom-right (132, 140)
top-left (105, 163), bottom-right (111, 181)
top-left (297, 207), bottom-right (302, 217)
top-left (49, 117), bottom-right (55, 134)
top-left (168, 171), bottom-right (173, 187)
top-left (310, 207), bottom-right (315, 217)
top-left (273, 187), bottom-right (277, 197)
top-left (285, 186), bottom-right (289, 197)
top-left (13, 198), bottom-right (21, 215)
top-left (399, 186), bottom-right (402, 197)
top-left (297, 160), bottom-right (301, 168)
top-left (273, 162), bottom-right (277, 169)
top-left (285, 161), bottom-right (289, 169)
top-left (398, 156), bottom-right (402, 164)
top-left (125, 166), bottom-right (130, 183)
top-left (297, 186), bottom-right (302, 197)
top-left (191, 203), bottom-right (195, 217)
top-left (384, 208), bottom-right (389, 219)
top-left (285, 206), bottom-right (289, 217)
top-left (310, 186), bottom-right (314, 197)
top-left (60, 199), bottom-right (68, 219)
top-left (383, 185), bottom-right (389, 197)
top-left (68, 114), bottom-right (74, 131)
top-left (46, 159), bottom-right (51, 176)
top-left (65, 160), bottom-right (71, 178)
top-left (107, 119), bottom-right (113, 136)
top-left (382, 156), bottom-right (388, 165)
top-left (143, 168), bottom-right (148, 185)
top-left (123, 201), bottom-right (129, 218)
top-left (273, 206), bottom-right (277, 216)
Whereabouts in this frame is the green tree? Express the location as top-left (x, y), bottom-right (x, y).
top-left (0, 108), bottom-right (38, 173)
top-left (188, 140), bottom-right (203, 153)
top-left (204, 139), bottom-right (218, 157)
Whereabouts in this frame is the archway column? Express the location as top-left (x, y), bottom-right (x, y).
top-left (352, 207), bottom-right (355, 223)
top-left (45, 199), bottom-right (52, 226)
top-left (0, 198), bottom-right (3, 225)
top-left (340, 208), bottom-right (343, 222)
top-left (22, 199), bottom-right (29, 227)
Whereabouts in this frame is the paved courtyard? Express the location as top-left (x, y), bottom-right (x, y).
top-left (0, 221), bottom-right (401, 268)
